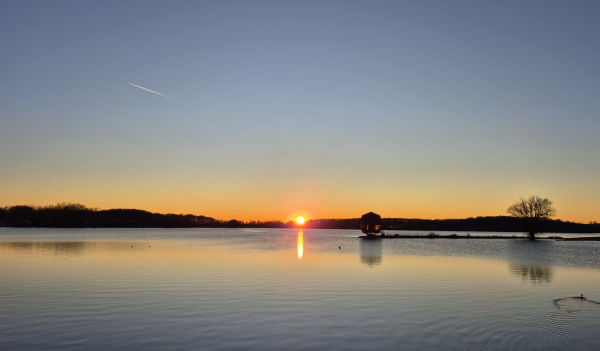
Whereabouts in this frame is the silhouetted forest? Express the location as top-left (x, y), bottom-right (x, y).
top-left (0, 203), bottom-right (598, 233)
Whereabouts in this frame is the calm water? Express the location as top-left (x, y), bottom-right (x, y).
top-left (1, 228), bottom-right (600, 350)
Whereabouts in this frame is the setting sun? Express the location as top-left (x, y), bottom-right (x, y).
top-left (296, 217), bottom-right (305, 225)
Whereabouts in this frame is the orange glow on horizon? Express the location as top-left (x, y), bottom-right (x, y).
top-left (0, 185), bottom-right (595, 223)
top-left (286, 210), bottom-right (312, 224)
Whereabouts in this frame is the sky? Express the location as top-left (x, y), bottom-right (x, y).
top-left (1, 0), bottom-right (599, 222)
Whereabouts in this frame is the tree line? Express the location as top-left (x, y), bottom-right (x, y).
top-left (0, 202), bottom-right (598, 233)
top-left (0, 203), bottom-right (219, 228)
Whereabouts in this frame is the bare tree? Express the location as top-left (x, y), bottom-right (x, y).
top-left (507, 196), bottom-right (556, 239)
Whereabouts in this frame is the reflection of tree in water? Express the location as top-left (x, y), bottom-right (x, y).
top-left (0, 242), bottom-right (89, 255)
top-left (360, 239), bottom-right (382, 267)
top-left (509, 263), bottom-right (553, 284)
top-left (0, 241), bottom-right (153, 255)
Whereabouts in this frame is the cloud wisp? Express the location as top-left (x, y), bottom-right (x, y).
top-left (129, 83), bottom-right (174, 99)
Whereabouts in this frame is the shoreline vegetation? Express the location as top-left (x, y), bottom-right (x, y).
top-left (1, 203), bottom-right (599, 234)
top-left (359, 233), bottom-right (600, 241)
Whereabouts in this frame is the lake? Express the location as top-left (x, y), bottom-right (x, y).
top-left (1, 228), bottom-right (600, 350)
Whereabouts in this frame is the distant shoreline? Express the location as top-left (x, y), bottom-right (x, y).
top-left (1, 226), bottom-right (599, 238)
top-left (2, 203), bottom-right (599, 233)
top-left (359, 233), bottom-right (600, 241)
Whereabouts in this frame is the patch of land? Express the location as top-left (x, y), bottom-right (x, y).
top-left (359, 233), bottom-right (600, 241)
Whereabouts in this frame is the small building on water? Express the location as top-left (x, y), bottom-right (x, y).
top-left (360, 212), bottom-right (382, 238)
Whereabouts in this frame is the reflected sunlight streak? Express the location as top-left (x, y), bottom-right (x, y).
top-left (297, 230), bottom-right (303, 259)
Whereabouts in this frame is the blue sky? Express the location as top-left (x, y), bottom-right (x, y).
top-left (1, 1), bottom-right (599, 221)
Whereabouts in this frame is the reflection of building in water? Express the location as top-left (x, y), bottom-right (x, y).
top-left (509, 263), bottom-right (553, 284)
top-left (297, 230), bottom-right (303, 259)
top-left (360, 239), bottom-right (382, 267)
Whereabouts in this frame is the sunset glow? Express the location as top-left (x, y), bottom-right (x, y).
top-left (1, 2), bottom-right (599, 224)
top-left (3, 2), bottom-right (600, 351)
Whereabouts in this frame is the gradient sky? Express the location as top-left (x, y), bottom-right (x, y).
top-left (2, 1), bottom-right (599, 222)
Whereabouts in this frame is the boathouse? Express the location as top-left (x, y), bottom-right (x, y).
top-left (360, 212), bottom-right (382, 237)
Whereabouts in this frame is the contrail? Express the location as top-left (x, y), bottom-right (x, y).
top-left (129, 83), bottom-right (174, 99)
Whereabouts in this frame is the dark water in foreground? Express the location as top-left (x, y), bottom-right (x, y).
top-left (1, 228), bottom-right (600, 350)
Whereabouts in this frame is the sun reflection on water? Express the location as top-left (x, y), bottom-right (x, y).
top-left (297, 230), bottom-right (303, 259)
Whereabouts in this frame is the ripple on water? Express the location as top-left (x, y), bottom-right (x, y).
top-left (546, 297), bottom-right (600, 345)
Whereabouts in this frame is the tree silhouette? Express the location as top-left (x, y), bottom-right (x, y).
top-left (507, 196), bottom-right (556, 239)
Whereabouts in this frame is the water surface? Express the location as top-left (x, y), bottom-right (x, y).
top-left (1, 228), bottom-right (599, 350)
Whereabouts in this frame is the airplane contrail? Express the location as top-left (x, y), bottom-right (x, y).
top-left (129, 83), bottom-right (174, 99)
